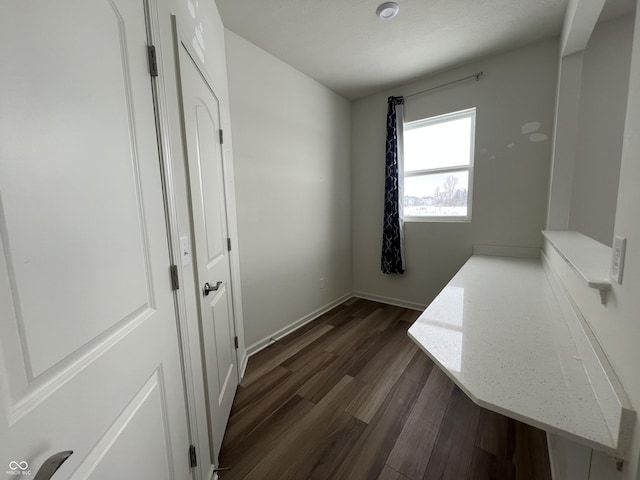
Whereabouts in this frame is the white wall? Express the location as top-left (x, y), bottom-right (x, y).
top-left (351, 40), bottom-right (558, 308)
top-left (569, 14), bottom-right (634, 246)
top-left (224, 31), bottom-right (352, 350)
top-left (546, 51), bottom-right (584, 231)
top-left (545, 5), bottom-right (640, 480)
top-left (588, 5), bottom-right (640, 477)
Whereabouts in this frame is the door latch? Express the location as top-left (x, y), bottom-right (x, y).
top-left (203, 281), bottom-right (223, 296)
top-left (33, 451), bottom-right (73, 480)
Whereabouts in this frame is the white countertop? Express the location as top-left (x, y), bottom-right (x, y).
top-left (408, 254), bottom-right (630, 454)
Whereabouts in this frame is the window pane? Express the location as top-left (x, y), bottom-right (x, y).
top-left (404, 115), bottom-right (472, 172)
top-left (404, 171), bottom-right (469, 217)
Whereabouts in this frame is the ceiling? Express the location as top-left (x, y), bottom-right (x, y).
top-left (216, 0), bottom-right (571, 100)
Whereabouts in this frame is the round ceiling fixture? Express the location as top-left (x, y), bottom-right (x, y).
top-left (376, 2), bottom-right (400, 20)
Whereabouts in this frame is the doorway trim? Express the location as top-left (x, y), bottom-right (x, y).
top-left (144, 4), bottom-right (246, 479)
top-left (144, 3), bottom-right (206, 480)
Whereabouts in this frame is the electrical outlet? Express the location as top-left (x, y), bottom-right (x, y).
top-left (610, 236), bottom-right (626, 284)
top-left (319, 277), bottom-right (325, 289)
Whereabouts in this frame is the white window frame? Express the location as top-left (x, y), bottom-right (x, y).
top-left (403, 107), bottom-right (476, 223)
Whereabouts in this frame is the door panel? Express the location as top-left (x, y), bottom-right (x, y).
top-left (1, 0), bottom-right (150, 380)
top-left (178, 42), bottom-right (238, 462)
top-left (210, 286), bottom-right (233, 401)
top-left (0, 1), bottom-right (190, 478)
top-left (69, 371), bottom-right (173, 480)
top-left (195, 107), bottom-right (226, 264)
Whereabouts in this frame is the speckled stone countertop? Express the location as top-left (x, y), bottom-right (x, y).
top-left (408, 255), bottom-right (623, 453)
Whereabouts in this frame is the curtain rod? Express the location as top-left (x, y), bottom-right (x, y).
top-left (403, 71), bottom-right (484, 100)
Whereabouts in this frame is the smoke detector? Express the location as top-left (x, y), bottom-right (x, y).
top-left (376, 2), bottom-right (400, 20)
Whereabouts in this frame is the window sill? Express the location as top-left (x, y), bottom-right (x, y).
top-left (404, 216), bottom-right (472, 223)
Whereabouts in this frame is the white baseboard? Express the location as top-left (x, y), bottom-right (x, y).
top-left (353, 291), bottom-right (426, 311)
top-left (245, 292), bottom-right (354, 357)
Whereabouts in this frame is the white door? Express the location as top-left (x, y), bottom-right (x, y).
top-left (177, 39), bottom-right (238, 462)
top-left (0, 2), bottom-right (191, 479)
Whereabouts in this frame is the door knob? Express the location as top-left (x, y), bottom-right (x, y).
top-left (203, 281), bottom-right (223, 296)
top-left (33, 451), bottom-right (73, 480)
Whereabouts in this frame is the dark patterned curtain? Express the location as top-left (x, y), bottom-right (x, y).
top-left (381, 96), bottom-right (405, 274)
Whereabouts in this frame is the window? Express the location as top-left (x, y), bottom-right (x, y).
top-left (403, 108), bottom-right (475, 221)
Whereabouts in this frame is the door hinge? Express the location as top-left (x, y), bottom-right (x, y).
top-left (189, 444), bottom-right (197, 469)
top-left (170, 265), bottom-right (180, 291)
top-left (227, 237), bottom-right (232, 252)
top-left (218, 129), bottom-right (224, 144)
top-left (234, 336), bottom-right (239, 349)
top-left (147, 45), bottom-right (158, 77)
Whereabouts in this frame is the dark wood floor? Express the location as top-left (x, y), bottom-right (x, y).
top-left (219, 298), bottom-right (552, 480)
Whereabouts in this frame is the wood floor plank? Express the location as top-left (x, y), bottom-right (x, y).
top-left (241, 375), bottom-right (367, 480)
top-left (354, 321), bottom-right (417, 384)
top-left (343, 329), bottom-right (390, 378)
top-left (219, 394), bottom-right (314, 480)
top-left (229, 365), bottom-right (291, 419)
top-left (323, 311), bottom-right (382, 355)
top-left (240, 341), bottom-right (287, 380)
top-left (347, 323), bottom-right (418, 422)
top-left (283, 313), bottom-right (381, 372)
top-left (307, 413), bottom-right (367, 480)
top-left (276, 313), bottom-right (334, 345)
top-left (345, 344), bottom-right (417, 423)
top-left (466, 447), bottom-right (516, 480)
top-left (325, 302), bottom-right (366, 326)
top-left (506, 417), bottom-right (517, 462)
top-left (386, 366), bottom-right (455, 479)
top-left (476, 409), bottom-right (511, 459)
top-left (326, 307), bottom-right (404, 356)
top-left (400, 349), bottom-right (434, 385)
top-left (512, 421), bottom-right (553, 480)
top-left (280, 303), bottom-right (360, 343)
top-left (343, 297), bottom-right (360, 306)
top-left (377, 465), bottom-right (411, 480)
top-left (373, 305), bottom-right (407, 330)
top-left (297, 329), bottom-right (384, 404)
top-left (422, 386), bottom-right (482, 480)
top-left (281, 328), bottom-right (347, 372)
top-left (241, 323), bottom-right (334, 386)
top-left (400, 308), bottom-right (422, 323)
top-left (331, 377), bottom-right (422, 480)
top-left (349, 300), bottom-right (387, 320)
top-left (223, 349), bottom-right (337, 445)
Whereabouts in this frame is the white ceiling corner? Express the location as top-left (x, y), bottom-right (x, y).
top-left (215, 0), bottom-right (571, 100)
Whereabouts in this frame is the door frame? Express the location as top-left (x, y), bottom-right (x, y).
top-left (143, 3), bottom-right (204, 480)
top-left (144, 4), bottom-right (246, 478)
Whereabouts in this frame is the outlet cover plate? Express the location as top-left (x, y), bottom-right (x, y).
top-left (610, 236), bottom-right (626, 284)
